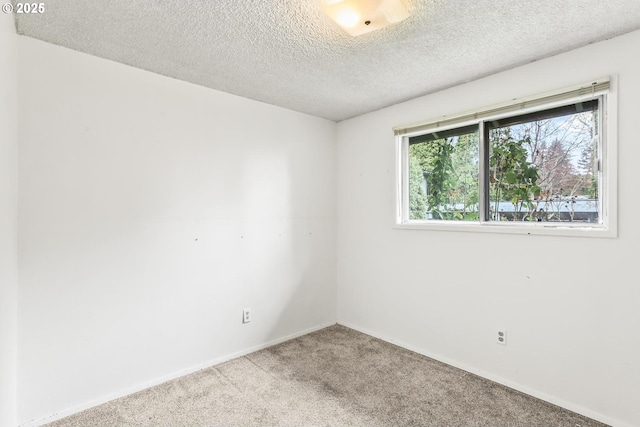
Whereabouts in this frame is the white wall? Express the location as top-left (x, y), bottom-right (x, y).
top-left (17, 37), bottom-right (337, 425)
top-left (0, 12), bottom-right (18, 427)
top-left (337, 30), bottom-right (640, 427)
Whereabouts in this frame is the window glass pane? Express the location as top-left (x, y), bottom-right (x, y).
top-left (487, 102), bottom-right (599, 223)
top-left (408, 127), bottom-right (479, 221)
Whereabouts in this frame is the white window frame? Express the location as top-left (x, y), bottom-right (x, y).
top-left (394, 77), bottom-right (617, 238)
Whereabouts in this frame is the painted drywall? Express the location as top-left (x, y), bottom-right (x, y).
top-left (17, 37), bottom-right (337, 425)
top-left (0, 11), bottom-right (18, 427)
top-left (337, 30), bottom-right (640, 427)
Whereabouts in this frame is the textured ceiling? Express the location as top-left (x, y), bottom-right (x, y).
top-left (13, 0), bottom-right (640, 121)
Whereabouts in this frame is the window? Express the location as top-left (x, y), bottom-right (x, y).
top-left (395, 79), bottom-right (616, 237)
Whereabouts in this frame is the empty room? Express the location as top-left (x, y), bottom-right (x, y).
top-left (1, 1), bottom-right (640, 426)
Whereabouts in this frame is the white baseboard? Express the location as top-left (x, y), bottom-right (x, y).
top-left (337, 321), bottom-right (629, 427)
top-left (21, 321), bottom-right (336, 427)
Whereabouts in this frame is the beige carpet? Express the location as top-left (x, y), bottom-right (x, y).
top-left (46, 324), bottom-right (607, 427)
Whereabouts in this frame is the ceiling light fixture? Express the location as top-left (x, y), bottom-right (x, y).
top-left (322, 0), bottom-right (410, 37)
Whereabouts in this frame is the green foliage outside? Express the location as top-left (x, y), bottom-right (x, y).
top-left (409, 132), bottom-right (479, 220)
top-left (408, 110), bottom-right (598, 222)
top-left (489, 129), bottom-right (540, 221)
top-left (408, 155), bottom-right (428, 219)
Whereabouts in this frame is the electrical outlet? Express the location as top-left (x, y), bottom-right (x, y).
top-left (242, 308), bottom-right (251, 324)
top-left (497, 329), bottom-right (507, 345)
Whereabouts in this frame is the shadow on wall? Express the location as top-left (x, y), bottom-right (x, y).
top-left (237, 129), bottom-right (337, 345)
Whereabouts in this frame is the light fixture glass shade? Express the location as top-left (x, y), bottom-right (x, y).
top-left (322, 0), bottom-right (410, 36)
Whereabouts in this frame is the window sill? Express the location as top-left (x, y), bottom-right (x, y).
top-left (394, 221), bottom-right (617, 238)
